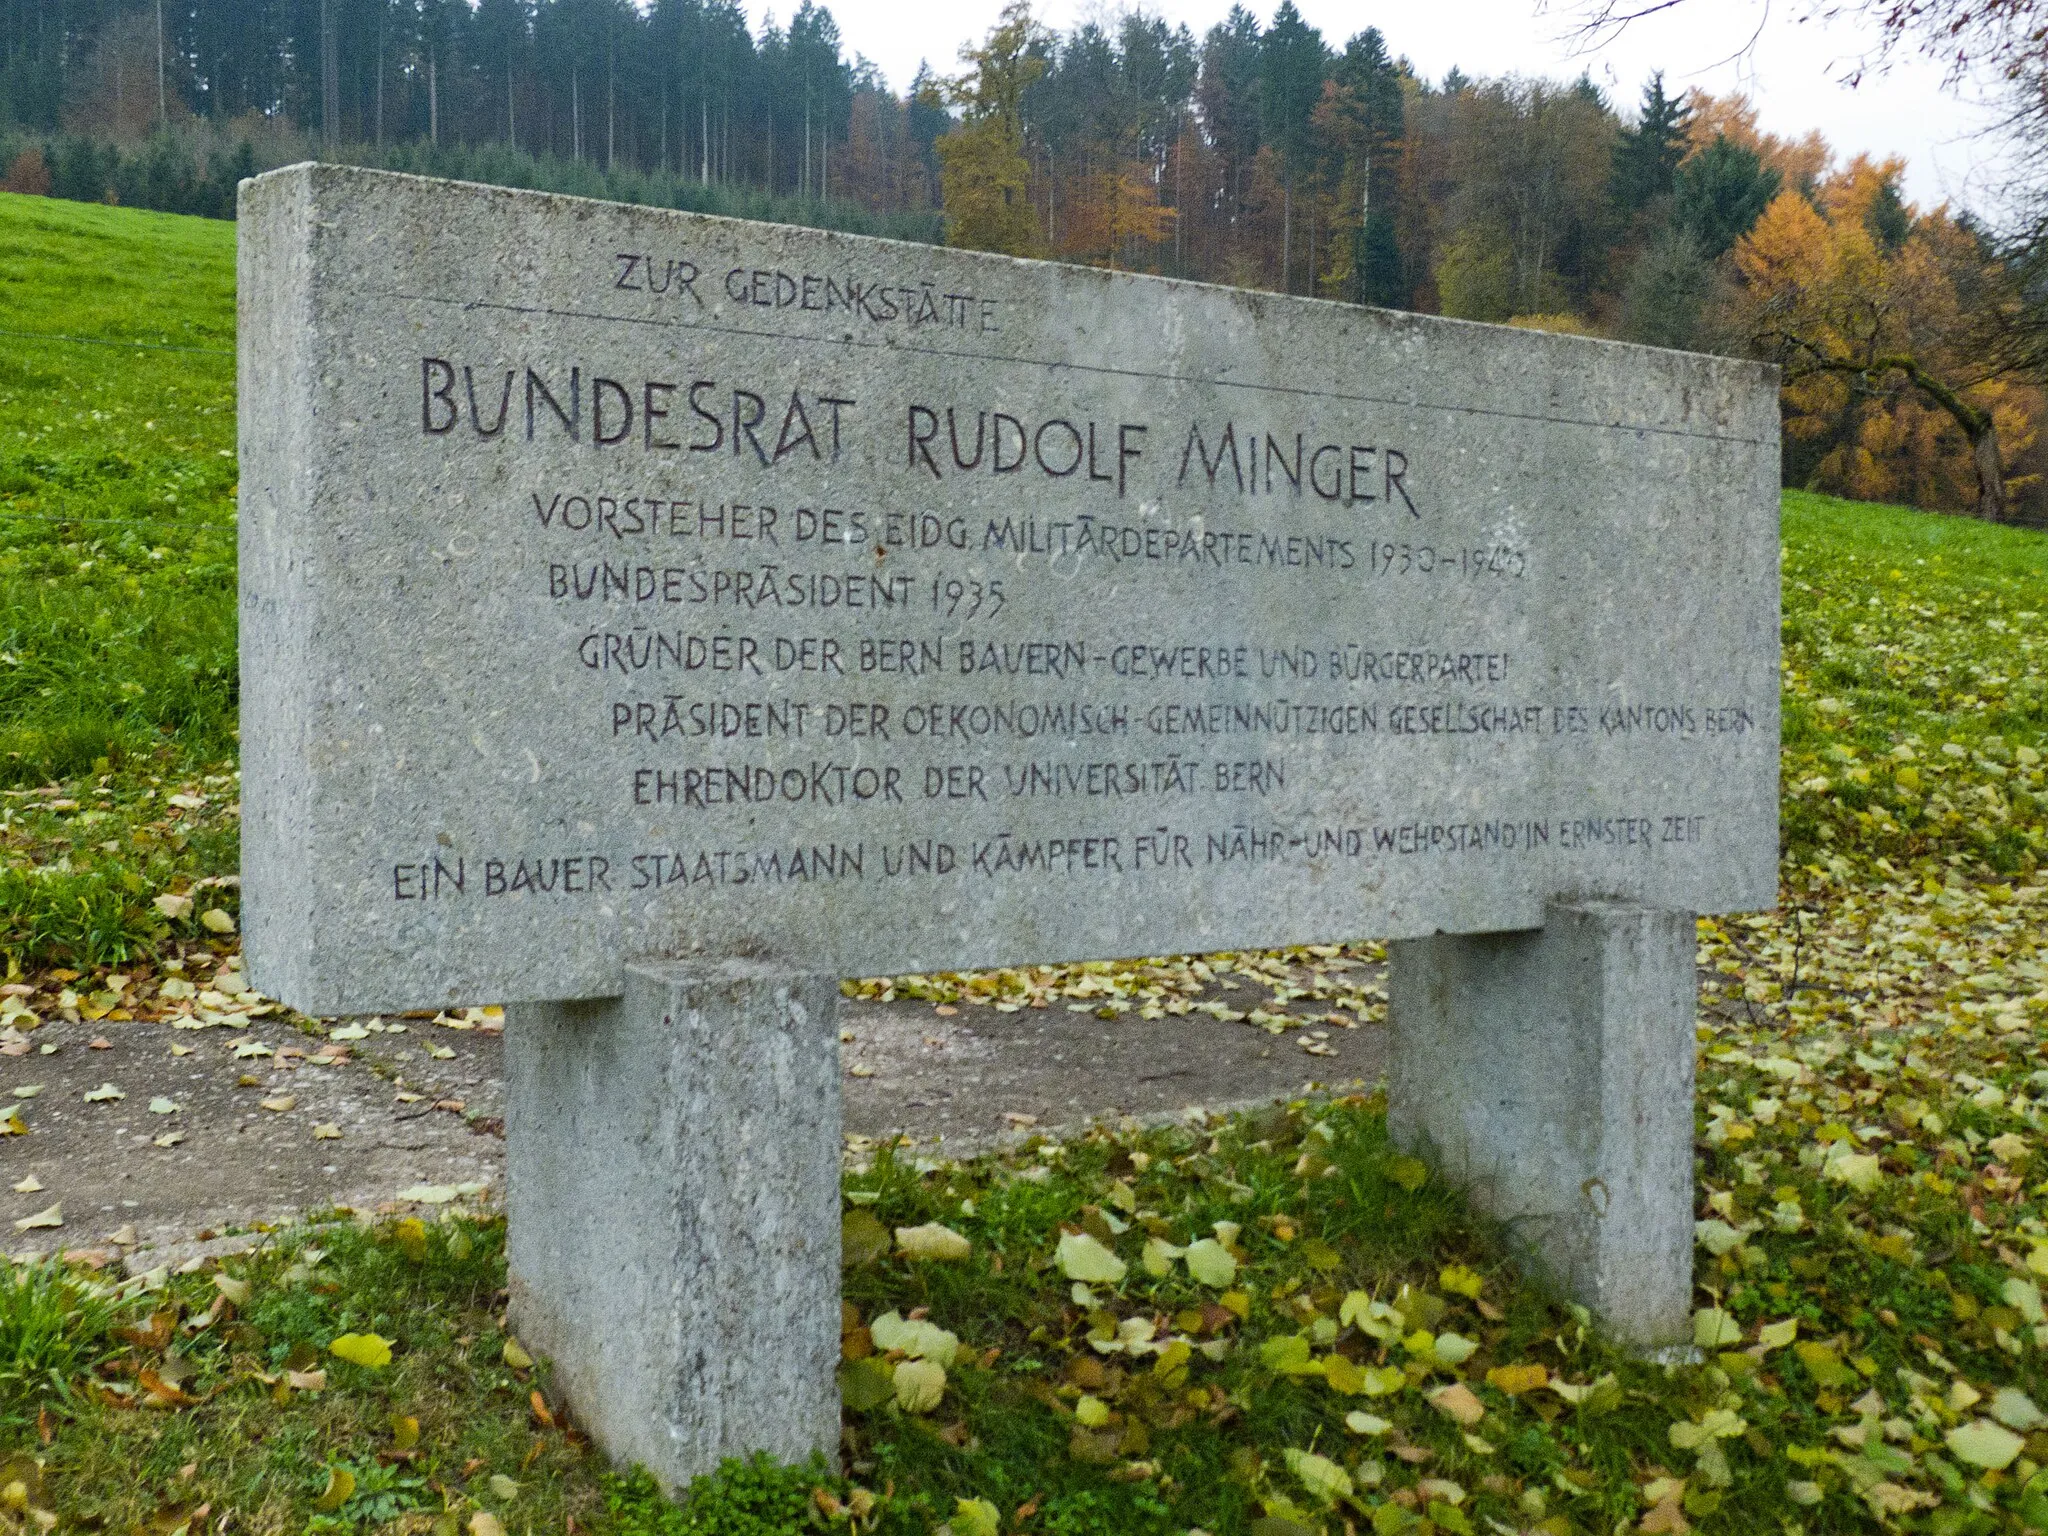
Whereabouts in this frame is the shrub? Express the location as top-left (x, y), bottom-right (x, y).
top-left (2, 147), bottom-right (50, 196)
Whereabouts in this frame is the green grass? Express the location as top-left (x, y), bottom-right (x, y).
top-left (0, 190), bottom-right (238, 775)
top-left (1779, 489), bottom-right (2048, 884)
top-left (0, 1213), bottom-right (605, 1535)
top-left (8, 1094), bottom-right (2046, 1534)
top-left (7, 191), bottom-right (2048, 1535)
top-left (0, 1258), bottom-right (128, 1398)
top-left (0, 190), bottom-right (239, 967)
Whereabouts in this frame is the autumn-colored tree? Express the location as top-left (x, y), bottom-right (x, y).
top-left (1, 147), bottom-right (50, 195)
top-left (1060, 162), bottom-right (1176, 267)
top-left (1432, 77), bottom-right (1615, 321)
top-left (1683, 91), bottom-right (1831, 197)
top-left (1734, 173), bottom-right (2036, 520)
top-left (938, 120), bottom-right (1041, 256)
top-left (936, 1), bottom-right (1046, 256)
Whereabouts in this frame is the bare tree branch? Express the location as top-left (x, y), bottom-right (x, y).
top-left (1548, 0), bottom-right (2048, 84)
top-left (1539, 0), bottom-right (1783, 77)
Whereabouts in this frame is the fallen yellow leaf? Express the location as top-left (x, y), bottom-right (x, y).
top-left (1055, 1230), bottom-right (1126, 1284)
top-left (312, 1466), bottom-right (355, 1512)
top-left (11, 1203), bottom-right (61, 1232)
top-left (1486, 1363), bottom-right (1549, 1395)
top-left (328, 1333), bottom-right (394, 1368)
top-left (893, 1357), bottom-right (946, 1413)
top-left (895, 1223), bottom-right (972, 1261)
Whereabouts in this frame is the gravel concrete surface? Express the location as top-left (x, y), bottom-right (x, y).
top-left (1, 977), bottom-right (1386, 1271)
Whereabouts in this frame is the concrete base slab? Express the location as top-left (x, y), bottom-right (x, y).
top-left (1388, 901), bottom-right (1695, 1348)
top-left (504, 961), bottom-right (842, 1490)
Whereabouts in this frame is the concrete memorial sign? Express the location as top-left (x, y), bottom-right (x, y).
top-left (239, 163), bottom-right (1780, 1484)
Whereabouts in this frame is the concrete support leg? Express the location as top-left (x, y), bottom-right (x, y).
top-left (1387, 901), bottom-right (1695, 1348)
top-left (504, 960), bottom-right (842, 1490)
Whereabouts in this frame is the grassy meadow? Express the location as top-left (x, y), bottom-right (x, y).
top-left (3, 189), bottom-right (2048, 1535)
top-left (0, 191), bottom-right (238, 972)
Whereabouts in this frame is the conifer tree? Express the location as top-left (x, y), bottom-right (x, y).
top-left (1612, 71), bottom-right (1689, 212)
top-left (1329, 27), bottom-right (1403, 306)
top-left (1196, 5), bottom-right (1264, 240)
top-left (1674, 133), bottom-right (1781, 257)
top-left (1256, 0), bottom-right (1326, 292)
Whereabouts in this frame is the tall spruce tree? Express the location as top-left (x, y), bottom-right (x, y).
top-left (1331, 27), bottom-right (1403, 306)
top-left (1256, 0), bottom-right (1326, 292)
top-left (907, 62), bottom-right (951, 204)
top-left (1866, 176), bottom-right (1911, 252)
top-left (1195, 5), bottom-right (1264, 234)
top-left (1673, 133), bottom-right (1781, 257)
top-left (1611, 72), bottom-right (1690, 212)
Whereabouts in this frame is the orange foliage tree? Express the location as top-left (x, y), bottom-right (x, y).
top-left (1733, 165), bottom-right (2038, 522)
top-left (1057, 162), bottom-right (1176, 268)
top-left (1685, 90), bottom-right (1831, 194)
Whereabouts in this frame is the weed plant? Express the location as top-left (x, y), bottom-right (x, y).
top-left (0, 1258), bottom-right (128, 1401)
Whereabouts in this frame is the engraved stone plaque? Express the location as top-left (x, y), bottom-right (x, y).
top-left (239, 162), bottom-right (1779, 1014)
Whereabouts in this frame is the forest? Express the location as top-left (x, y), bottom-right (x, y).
top-left (1, 0), bottom-right (2042, 521)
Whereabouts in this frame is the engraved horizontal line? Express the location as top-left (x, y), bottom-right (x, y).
top-left (376, 291), bottom-right (1777, 449)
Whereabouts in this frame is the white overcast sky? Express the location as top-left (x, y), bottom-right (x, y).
top-left (791, 0), bottom-right (2009, 214)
